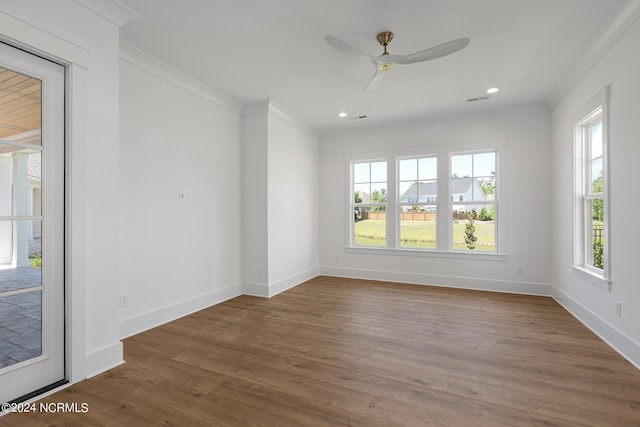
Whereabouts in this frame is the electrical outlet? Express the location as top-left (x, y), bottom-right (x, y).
top-left (516, 266), bottom-right (524, 275)
top-left (615, 301), bottom-right (622, 317)
top-left (119, 294), bottom-right (129, 308)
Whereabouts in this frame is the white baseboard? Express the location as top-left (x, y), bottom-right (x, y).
top-left (243, 282), bottom-right (269, 297)
top-left (119, 283), bottom-right (243, 340)
top-left (267, 267), bottom-right (319, 297)
top-left (85, 341), bottom-right (124, 378)
top-left (244, 267), bottom-right (320, 298)
top-left (552, 287), bottom-right (640, 369)
top-left (319, 266), bottom-right (552, 296)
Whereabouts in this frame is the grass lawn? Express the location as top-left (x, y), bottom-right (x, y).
top-left (354, 219), bottom-right (495, 251)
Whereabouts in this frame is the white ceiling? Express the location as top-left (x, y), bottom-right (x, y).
top-left (118, 0), bottom-right (632, 133)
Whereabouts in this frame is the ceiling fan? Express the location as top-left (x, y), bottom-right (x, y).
top-left (325, 31), bottom-right (470, 92)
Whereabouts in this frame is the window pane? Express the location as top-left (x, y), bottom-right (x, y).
top-left (451, 154), bottom-right (472, 178)
top-left (452, 207), bottom-right (495, 251)
top-left (354, 208), bottom-right (386, 247)
top-left (370, 183), bottom-right (387, 206)
top-left (353, 163), bottom-right (370, 183)
top-left (0, 291), bottom-right (42, 368)
top-left (0, 69), bottom-right (41, 141)
top-left (591, 121), bottom-right (602, 159)
top-left (586, 198), bottom-right (604, 269)
top-left (451, 177), bottom-right (474, 202)
top-left (0, 150), bottom-right (42, 217)
top-left (400, 207), bottom-right (436, 248)
top-left (473, 152), bottom-right (495, 177)
top-left (399, 159), bottom-right (417, 181)
top-left (591, 158), bottom-right (603, 194)
top-left (354, 184), bottom-right (370, 203)
top-left (418, 157), bottom-right (437, 180)
top-left (370, 161), bottom-right (387, 183)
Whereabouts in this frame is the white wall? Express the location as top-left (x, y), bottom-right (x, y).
top-left (118, 44), bottom-right (244, 338)
top-left (241, 105), bottom-right (269, 291)
top-left (0, 0), bottom-right (126, 379)
top-left (267, 106), bottom-right (320, 293)
top-left (242, 100), bottom-right (320, 297)
top-left (319, 106), bottom-right (552, 295)
top-left (551, 15), bottom-right (640, 367)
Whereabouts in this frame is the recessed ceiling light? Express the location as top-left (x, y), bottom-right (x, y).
top-left (337, 112), bottom-right (348, 118)
top-left (486, 87), bottom-right (500, 94)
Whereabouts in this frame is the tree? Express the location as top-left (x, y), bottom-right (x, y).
top-left (592, 175), bottom-right (603, 221)
top-left (371, 188), bottom-right (387, 212)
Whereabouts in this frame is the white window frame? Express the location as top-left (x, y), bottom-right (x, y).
top-left (351, 159), bottom-right (389, 247)
top-left (450, 150), bottom-right (499, 253)
top-left (398, 155), bottom-right (438, 249)
top-left (346, 142), bottom-right (505, 258)
top-left (572, 87), bottom-right (610, 288)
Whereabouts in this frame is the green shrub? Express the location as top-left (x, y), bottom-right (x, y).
top-left (30, 254), bottom-right (42, 268)
top-left (593, 239), bottom-right (604, 269)
top-left (464, 212), bottom-right (477, 250)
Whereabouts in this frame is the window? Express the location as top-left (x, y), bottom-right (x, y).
top-left (349, 147), bottom-right (500, 253)
top-left (451, 152), bottom-right (497, 251)
top-left (573, 88), bottom-right (609, 282)
top-left (399, 156), bottom-right (437, 249)
top-left (352, 160), bottom-right (387, 247)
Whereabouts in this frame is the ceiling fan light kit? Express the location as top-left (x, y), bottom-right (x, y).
top-left (326, 31), bottom-right (470, 92)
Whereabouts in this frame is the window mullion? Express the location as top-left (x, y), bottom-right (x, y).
top-left (386, 158), bottom-right (397, 248)
top-left (437, 153), bottom-right (450, 250)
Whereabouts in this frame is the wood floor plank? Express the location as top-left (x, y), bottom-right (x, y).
top-left (3, 276), bottom-right (640, 426)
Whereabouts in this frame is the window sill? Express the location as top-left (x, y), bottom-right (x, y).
top-left (571, 265), bottom-right (611, 291)
top-left (345, 246), bottom-right (508, 261)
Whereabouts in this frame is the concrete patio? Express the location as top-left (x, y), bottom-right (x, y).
top-left (0, 266), bottom-right (42, 369)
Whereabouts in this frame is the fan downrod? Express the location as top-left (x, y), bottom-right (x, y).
top-left (376, 31), bottom-right (394, 55)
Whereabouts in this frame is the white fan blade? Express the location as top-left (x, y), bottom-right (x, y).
top-left (393, 37), bottom-right (470, 65)
top-left (363, 68), bottom-right (385, 92)
top-left (325, 35), bottom-right (376, 63)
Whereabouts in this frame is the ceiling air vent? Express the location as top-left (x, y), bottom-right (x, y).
top-left (467, 96), bottom-right (490, 102)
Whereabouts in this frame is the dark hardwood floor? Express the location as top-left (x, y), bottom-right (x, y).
top-left (3, 276), bottom-right (640, 426)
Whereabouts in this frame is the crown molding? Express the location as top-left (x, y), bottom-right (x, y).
top-left (119, 41), bottom-right (243, 116)
top-left (548, 0), bottom-right (640, 108)
top-left (73, 0), bottom-right (140, 27)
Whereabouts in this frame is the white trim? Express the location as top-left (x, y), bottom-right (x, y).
top-left (345, 246), bottom-right (507, 261)
top-left (85, 342), bottom-right (124, 378)
top-left (266, 268), bottom-right (319, 297)
top-left (1, 128), bottom-right (41, 146)
top-left (549, 1), bottom-right (640, 108)
top-left (572, 87), bottom-right (610, 283)
top-left (267, 100), bottom-right (319, 139)
top-left (242, 99), bottom-right (270, 117)
top-left (73, 0), bottom-right (140, 27)
top-left (243, 282), bottom-right (270, 297)
top-left (571, 265), bottom-right (612, 290)
top-left (119, 41), bottom-right (243, 116)
top-left (243, 268), bottom-right (320, 298)
top-left (320, 267), bottom-right (551, 296)
top-left (344, 138), bottom-right (508, 162)
top-left (552, 287), bottom-right (640, 370)
top-left (66, 64), bottom-right (88, 384)
top-left (0, 11), bottom-right (89, 68)
top-left (242, 99), bottom-right (319, 138)
top-left (119, 283), bottom-right (244, 339)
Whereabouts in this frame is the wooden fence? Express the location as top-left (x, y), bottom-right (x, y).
top-left (361, 212), bottom-right (436, 221)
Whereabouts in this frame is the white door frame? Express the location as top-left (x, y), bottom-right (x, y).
top-left (0, 16), bottom-right (90, 388)
top-left (0, 42), bottom-right (65, 403)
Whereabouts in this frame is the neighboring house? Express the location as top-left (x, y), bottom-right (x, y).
top-left (400, 177), bottom-right (485, 211)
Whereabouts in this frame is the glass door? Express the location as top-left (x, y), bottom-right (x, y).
top-left (0, 42), bottom-right (65, 403)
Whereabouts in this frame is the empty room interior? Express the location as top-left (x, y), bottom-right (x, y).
top-left (1, 0), bottom-right (640, 425)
